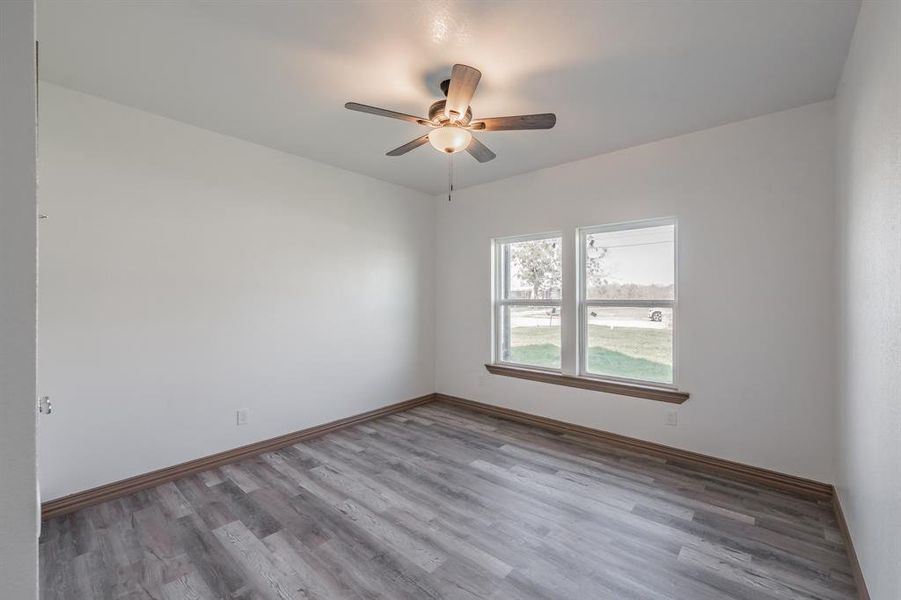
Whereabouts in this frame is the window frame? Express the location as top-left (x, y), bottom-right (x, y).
top-left (491, 231), bottom-right (564, 373)
top-left (577, 217), bottom-right (678, 389)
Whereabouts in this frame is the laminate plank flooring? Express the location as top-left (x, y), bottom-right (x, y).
top-left (40, 402), bottom-right (857, 599)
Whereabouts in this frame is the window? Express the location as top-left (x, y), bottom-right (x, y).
top-left (490, 219), bottom-right (682, 401)
top-left (579, 219), bottom-right (675, 386)
top-left (493, 233), bottom-right (562, 370)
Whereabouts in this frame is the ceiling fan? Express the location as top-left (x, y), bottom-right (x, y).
top-left (344, 64), bottom-right (556, 164)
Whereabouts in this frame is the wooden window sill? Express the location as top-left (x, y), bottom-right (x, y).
top-left (484, 364), bottom-right (689, 404)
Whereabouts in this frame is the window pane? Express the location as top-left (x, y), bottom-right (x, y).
top-left (585, 306), bottom-right (672, 384)
top-left (585, 224), bottom-right (674, 300)
top-left (501, 237), bottom-right (562, 300)
top-left (500, 305), bottom-right (561, 369)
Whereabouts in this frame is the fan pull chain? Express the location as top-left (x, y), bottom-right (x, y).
top-left (448, 153), bottom-right (454, 202)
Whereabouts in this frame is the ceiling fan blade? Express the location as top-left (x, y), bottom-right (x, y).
top-left (386, 134), bottom-right (430, 156)
top-left (345, 102), bottom-right (429, 126)
top-left (445, 64), bottom-right (481, 122)
top-left (469, 113), bottom-right (556, 131)
top-left (466, 136), bottom-right (496, 163)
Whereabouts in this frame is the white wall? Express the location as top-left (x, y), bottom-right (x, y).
top-left (37, 84), bottom-right (435, 500)
top-left (834, 1), bottom-right (901, 598)
top-left (436, 101), bottom-right (836, 482)
top-left (0, 1), bottom-right (39, 598)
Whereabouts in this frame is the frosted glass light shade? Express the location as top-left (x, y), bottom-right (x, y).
top-left (428, 126), bottom-right (472, 153)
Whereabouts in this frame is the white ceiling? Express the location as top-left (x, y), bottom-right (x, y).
top-left (38, 0), bottom-right (860, 195)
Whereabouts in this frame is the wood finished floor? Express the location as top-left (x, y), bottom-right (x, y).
top-left (40, 402), bottom-right (857, 600)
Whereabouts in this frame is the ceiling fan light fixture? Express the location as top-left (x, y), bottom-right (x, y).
top-left (345, 63), bottom-right (555, 165)
top-left (428, 126), bottom-right (471, 154)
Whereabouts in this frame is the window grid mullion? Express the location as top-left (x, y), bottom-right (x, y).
top-left (584, 299), bottom-right (674, 308)
top-left (498, 299), bottom-right (561, 307)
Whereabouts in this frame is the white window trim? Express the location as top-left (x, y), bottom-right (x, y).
top-left (491, 231), bottom-right (563, 373)
top-left (576, 217), bottom-right (678, 390)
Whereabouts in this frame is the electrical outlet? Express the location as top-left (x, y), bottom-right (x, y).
top-left (236, 408), bottom-right (249, 426)
top-left (665, 411), bottom-right (678, 427)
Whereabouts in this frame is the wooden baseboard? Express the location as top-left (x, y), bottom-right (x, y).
top-left (42, 392), bottom-right (831, 513)
top-left (435, 393), bottom-right (834, 500)
top-left (41, 393), bottom-right (436, 520)
top-left (832, 491), bottom-right (871, 600)
top-left (42, 389), bottom-right (868, 599)
top-left (442, 394), bottom-right (867, 597)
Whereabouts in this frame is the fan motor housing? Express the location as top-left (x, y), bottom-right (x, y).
top-left (428, 100), bottom-right (473, 126)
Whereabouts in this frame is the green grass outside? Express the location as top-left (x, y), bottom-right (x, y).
top-left (508, 324), bottom-right (672, 383)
